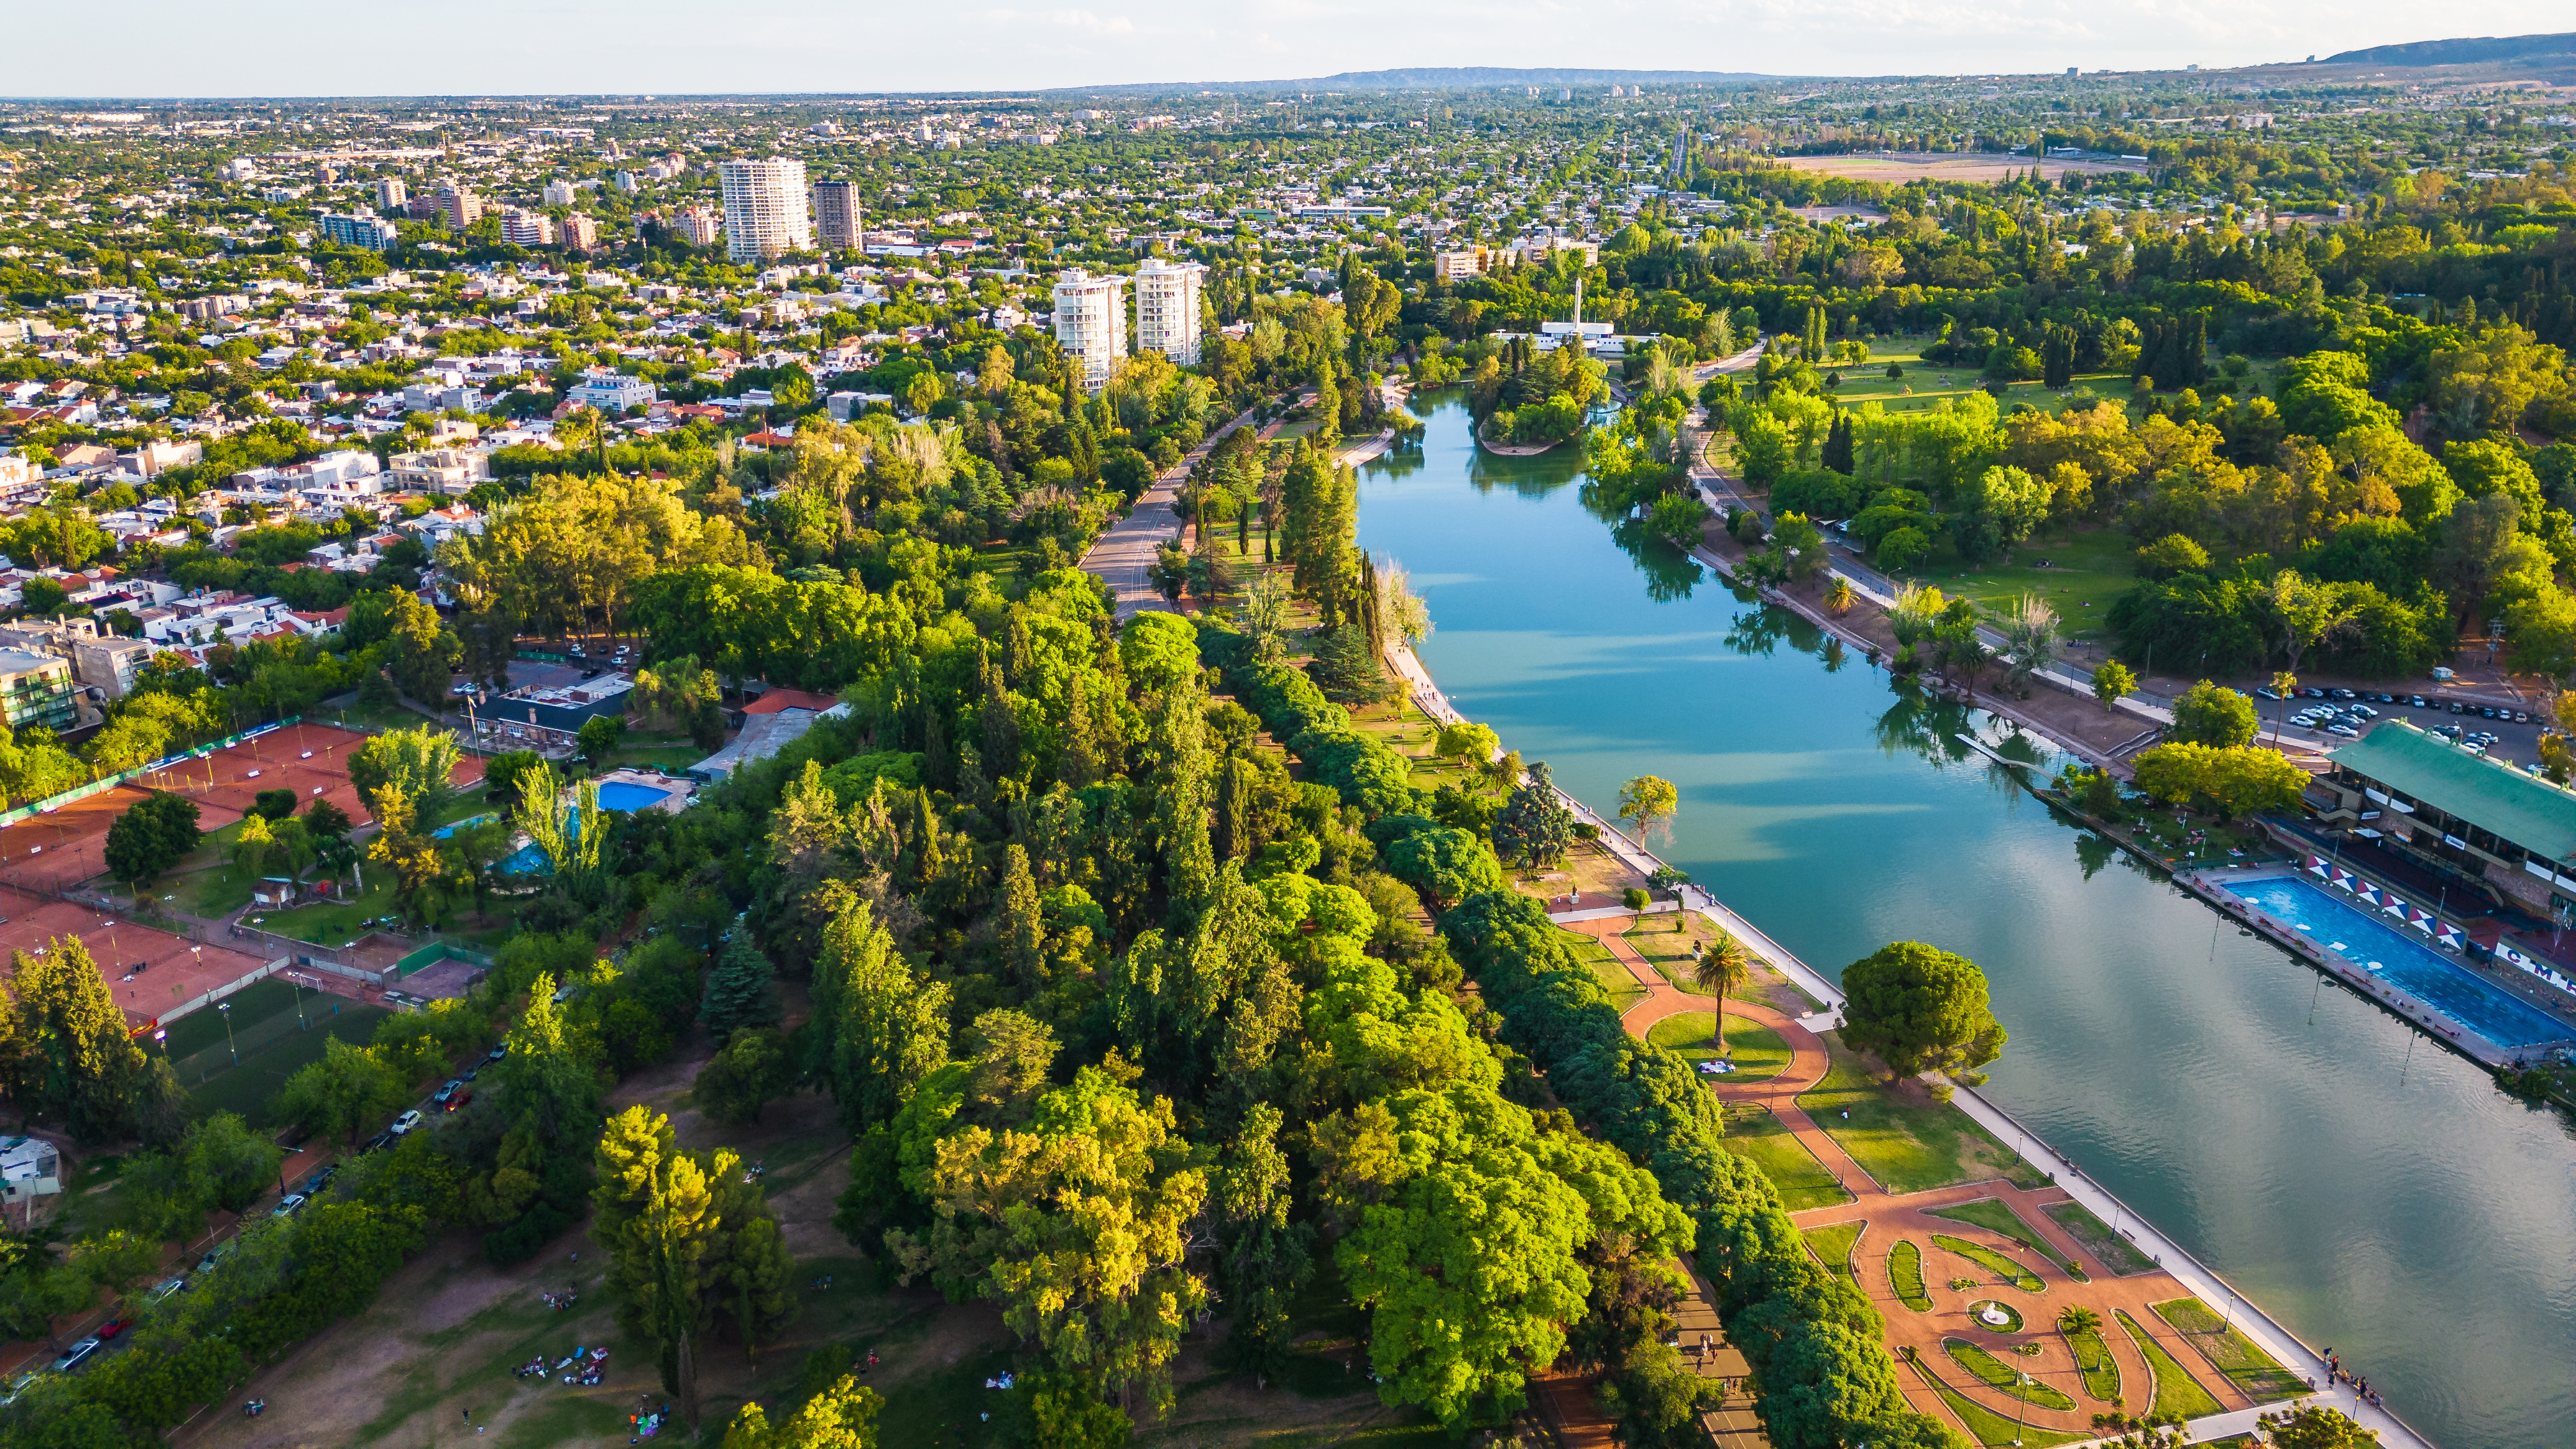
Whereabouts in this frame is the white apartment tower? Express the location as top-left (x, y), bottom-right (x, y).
top-left (1052, 270), bottom-right (1128, 392)
top-left (718, 157), bottom-right (815, 263)
top-left (1133, 257), bottom-right (1208, 365)
top-left (377, 177), bottom-right (409, 213)
top-left (810, 180), bottom-right (862, 251)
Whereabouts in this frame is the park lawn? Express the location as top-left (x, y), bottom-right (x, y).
top-left (1720, 1103), bottom-right (1851, 1211)
top-left (1340, 694), bottom-right (1453, 793)
top-left (1887, 1238), bottom-right (1931, 1310)
top-left (1932, 1234), bottom-right (2046, 1294)
top-left (2065, 1322), bottom-right (2122, 1402)
top-left (1803, 1220), bottom-right (1865, 1287)
top-left (1625, 911), bottom-right (1825, 1014)
top-left (1913, 526), bottom-right (2138, 641)
top-left (1942, 1338), bottom-right (2076, 1413)
top-left (182, 1002), bottom-right (392, 1127)
top-left (247, 876), bottom-right (401, 946)
top-left (1928, 1198), bottom-right (2089, 1281)
top-left (1562, 931), bottom-right (1648, 1012)
top-left (2152, 1297), bottom-right (2308, 1403)
top-left (2117, 1309), bottom-right (2226, 1421)
top-left (601, 742), bottom-right (705, 773)
top-left (1829, 361), bottom-right (2137, 420)
top-left (1905, 1358), bottom-right (2091, 1449)
top-left (1645, 1009), bottom-right (1793, 1083)
top-left (2043, 1200), bottom-right (2159, 1276)
top-left (1795, 1032), bottom-right (2048, 1194)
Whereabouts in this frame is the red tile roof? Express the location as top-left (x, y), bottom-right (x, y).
top-left (742, 687), bottom-right (839, 716)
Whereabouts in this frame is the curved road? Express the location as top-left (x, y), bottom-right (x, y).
top-left (1081, 403), bottom-right (1264, 620)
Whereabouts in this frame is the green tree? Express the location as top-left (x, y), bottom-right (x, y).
top-left (808, 890), bottom-right (951, 1134)
top-left (2171, 680), bottom-right (2260, 747)
top-left (1384, 824), bottom-right (1506, 910)
top-left (702, 931), bottom-right (780, 1041)
top-left (721, 1374), bottom-right (884, 1448)
top-left (693, 1027), bottom-right (795, 1126)
top-left (997, 845), bottom-right (1043, 990)
top-left (1434, 721), bottom-right (1500, 779)
top-left (347, 724), bottom-right (463, 821)
top-left (181, 1110), bottom-right (286, 1214)
top-left (593, 1107), bottom-right (719, 1425)
top-left (2269, 1406), bottom-right (2380, 1449)
top-left (3, 937), bottom-right (151, 1139)
top-left (1839, 941), bottom-right (2007, 1083)
top-left (1493, 761), bottom-right (1577, 867)
top-left (272, 1037), bottom-right (409, 1149)
top-left (383, 587), bottom-right (462, 703)
top-left (1616, 774), bottom-right (1679, 843)
top-left (577, 714), bottom-right (627, 767)
top-left (482, 749), bottom-right (545, 808)
top-left (101, 792), bottom-right (201, 889)
top-left (2090, 660), bottom-right (2136, 712)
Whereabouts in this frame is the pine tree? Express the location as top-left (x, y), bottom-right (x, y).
top-left (998, 845), bottom-right (1044, 990)
top-left (702, 932), bottom-right (780, 1042)
top-left (1821, 413), bottom-right (1855, 476)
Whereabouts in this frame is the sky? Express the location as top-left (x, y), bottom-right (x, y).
top-left (3, 1), bottom-right (2565, 97)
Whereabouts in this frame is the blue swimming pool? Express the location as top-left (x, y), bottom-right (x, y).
top-left (595, 781), bottom-right (671, 813)
top-left (2235, 875), bottom-right (2573, 1048)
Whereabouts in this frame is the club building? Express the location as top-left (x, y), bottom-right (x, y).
top-left (2312, 720), bottom-right (2576, 916)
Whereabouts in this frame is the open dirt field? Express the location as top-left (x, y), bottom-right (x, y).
top-left (1776, 151), bottom-right (2147, 183)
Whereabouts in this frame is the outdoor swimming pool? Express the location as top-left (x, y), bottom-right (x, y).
top-left (595, 781), bottom-right (672, 813)
top-left (2234, 875), bottom-right (2575, 1048)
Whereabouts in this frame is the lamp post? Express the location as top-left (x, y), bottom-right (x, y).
top-left (217, 1000), bottom-right (237, 1065)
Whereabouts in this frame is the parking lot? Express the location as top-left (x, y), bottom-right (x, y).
top-left (2263, 687), bottom-right (2551, 765)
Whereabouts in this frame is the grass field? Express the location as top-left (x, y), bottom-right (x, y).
top-left (1917, 526), bottom-right (2138, 641)
top-left (1563, 931), bottom-right (1648, 1011)
top-left (2065, 1320), bottom-right (2122, 1402)
top-left (1795, 1032), bottom-right (2047, 1194)
top-left (1804, 1220), bottom-right (1865, 1286)
top-left (1928, 1198), bottom-right (2089, 1281)
top-left (2043, 1200), bottom-right (2158, 1276)
top-left (1721, 1103), bottom-right (1851, 1211)
top-left (1943, 1338), bottom-right (2076, 1413)
top-left (181, 1000), bottom-right (392, 1126)
top-left (158, 976), bottom-right (301, 1056)
top-left (2152, 1297), bottom-right (2309, 1403)
top-left (1645, 1009), bottom-right (1793, 1082)
top-left (246, 876), bottom-right (401, 946)
top-left (1932, 1234), bottom-right (2046, 1294)
top-left (1888, 1238), bottom-right (1931, 1311)
top-left (1906, 1358), bottom-right (2091, 1449)
top-left (2117, 1309), bottom-right (2225, 1420)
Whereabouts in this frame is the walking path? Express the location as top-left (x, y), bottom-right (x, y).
top-left (1079, 402), bottom-right (1264, 620)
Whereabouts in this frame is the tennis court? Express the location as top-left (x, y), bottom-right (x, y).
top-left (0, 888), bottom-right (274, 1028)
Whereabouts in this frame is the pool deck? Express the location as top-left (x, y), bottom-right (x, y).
top-left (592, 767), bottom-right (697, 814)
top-left (2182, 864), bottom-right (2576, 1070)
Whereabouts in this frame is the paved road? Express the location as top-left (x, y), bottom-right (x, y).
top-left (1080, 403), bottom-right (1263, 620)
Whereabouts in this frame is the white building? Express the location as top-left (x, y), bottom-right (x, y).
top-left (718, 157), bottom-right (815, 263)
top-left (671, 208), bottom-right (722, 248)
top-left (567, 370), bottom-right (656, 414)
top-left (543, 179), bottom-right (578, 207)
top-left (502, 209), bottom-right (555, 248)
top-left (377, 177), bottom-right (409, 212)
top-left (1052, 270), bottom-right (1128, 392)
top-left (1133, 257), bottom-right (1207, 365)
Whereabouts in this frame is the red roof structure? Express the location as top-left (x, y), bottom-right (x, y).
top-left (742, 687), bottom-right (839, 716)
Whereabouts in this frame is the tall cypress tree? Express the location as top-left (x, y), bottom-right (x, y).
top-left (702, 932), bottom-right (780, 1042)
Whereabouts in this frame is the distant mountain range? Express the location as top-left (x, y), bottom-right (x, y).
top-left (2320, 32), bottom-right (2575, 66)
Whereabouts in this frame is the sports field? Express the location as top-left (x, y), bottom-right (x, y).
top-left (0, 889), bottom-right (274, 1027)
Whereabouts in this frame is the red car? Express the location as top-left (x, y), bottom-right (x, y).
top-left (442, 1088), bottom-right (472, 1112)
top-left (95, 1319), bottom-right (130, 1340)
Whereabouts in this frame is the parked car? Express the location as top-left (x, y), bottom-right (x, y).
top-left (271, 1193), bottom-right (307, 1219)
top-left (2408, 695), bottom-right (2430, 708)
top-left (486, 1042), bottom-right (508, 1062)
top-left (298, 1165), bottom-right (337, 1196)
top-left (2350, 705), bottom-right (2379, 719)
top-left (2255, 686), bottom-right (2282, 701)
top-left (2515, 710), bottom-right (2531, 723)
top-left (431, 1079), bottom-right (464, 1107)
top-left (2327, 724), bottom-right (2363, 739)
top-left (149, 1276), bottom-right (187, 1303)
top-left (197, 1242), bottom-right (234, 1275)
top-left (2450, 701), bottom-right (2468, 713)
top-left (390, 1109), bottom-right (424, 1136)
top-left (2299, 687), bottom-right (2327, 699)
top-left (360, 1130), bottom-right (395, 1154)
top-left (442, 1088), bottom-right (473, 1113)
top-left (94, 1318), bottom-right (130, 1340)
top-left (1, 1372), bottom-right (39, 1407)
top-left (50, 1339), bottom-right (100, 1374)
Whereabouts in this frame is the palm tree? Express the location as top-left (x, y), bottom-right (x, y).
top-left (1825, 576), bottom-right (1855, 616)
top-left (1998, 594), bottom-right (2060, 692)
top-left (1693, 931), bottom-right (1752, 1054)
top-left (2056, 1305), bottom-right (2101, 1337)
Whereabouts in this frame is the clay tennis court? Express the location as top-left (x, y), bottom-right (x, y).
top-left (0, 722), bottom-right (486, 898)
top-left (0, 888), bottom-right (275, 1027)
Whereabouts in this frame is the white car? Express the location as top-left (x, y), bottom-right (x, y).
top-left (390, 1109), bottom-right (424, 1136)
top-left (271, 1193), bottom-right (307, 1218)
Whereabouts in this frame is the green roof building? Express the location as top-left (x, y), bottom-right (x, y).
top-left (2318, 720), bottom-right (2576, 914)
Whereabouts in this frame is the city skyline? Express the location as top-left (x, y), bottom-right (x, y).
top-left (2, 3), bottom-right (2567, 97)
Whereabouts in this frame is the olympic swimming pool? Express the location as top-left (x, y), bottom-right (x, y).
top-left (2233, 874), bottom-right (2574, 1048)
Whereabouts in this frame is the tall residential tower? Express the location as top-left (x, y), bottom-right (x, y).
top-left (1051, 270), bottom-right (1128, 392)
top-left (718, 157), bottom-right (814, 263)
top-left (1133, 257), bottom-right (1208, 365)
top-left (810, 180), bottom-right (862, 252)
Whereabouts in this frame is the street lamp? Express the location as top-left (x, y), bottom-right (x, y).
top-left (217, 1000), bottom-right (238, 1064)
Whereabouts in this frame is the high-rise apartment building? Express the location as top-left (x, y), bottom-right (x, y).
top-left (671, 207), bottom-right (723, 248)
top-left (318, 209), bottom-right (398, 251)
top-left (543, 179), bottom-right (578, 207)
top-left (441, 186), bottom-right (484, 231)
top-left (1052, 270), bottom-right (1128, 392)
top-left (718, 157), bottom-right (814, 263)
top-left (501, 209), bottom-right (555, 248)
top-left (1133, 257), bottom-right (1208, 365)
top-left (810, 180), bottom-right (862, 251)
top-left (377, 177), bottom-right (408, 212)
top-left (560, 213), bottom-right (599, 252)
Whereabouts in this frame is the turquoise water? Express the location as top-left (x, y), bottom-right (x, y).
top-left (595, 781), bottom-right (671, 813)
top-left (1356, 390), bottom-right (2576, 1448)
top-left (2234, 875), bottom-right (2573, 1048)
top-left (493, 785), bottom-right (668, 875)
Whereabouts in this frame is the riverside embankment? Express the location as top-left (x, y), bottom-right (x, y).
top-left (1355, 387), bottom-right (2576, 1448)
